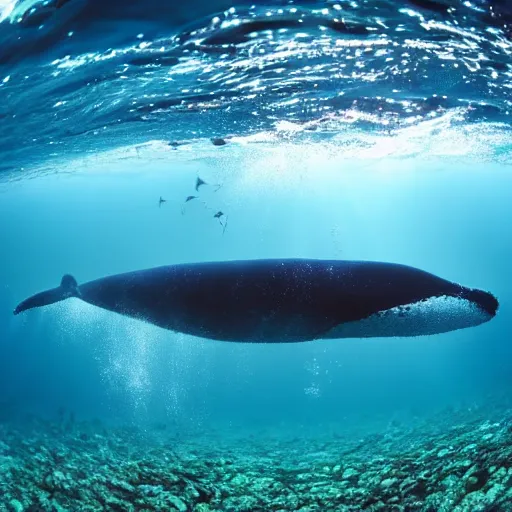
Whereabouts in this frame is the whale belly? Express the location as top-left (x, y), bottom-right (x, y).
top-left (321, 295), bottom-right (492, 339)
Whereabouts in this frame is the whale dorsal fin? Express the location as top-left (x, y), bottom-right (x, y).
top-left (61, 274), bottom-right (79, 297)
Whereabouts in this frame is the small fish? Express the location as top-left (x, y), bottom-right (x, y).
top-left (214, 211), bottom-right (228, 234)
top-left (195, 177), bottom-right (207, 191)
top-left (159, 197), bottom-right (167, 207)
top-left (181, 195), bottom-right (200, 215)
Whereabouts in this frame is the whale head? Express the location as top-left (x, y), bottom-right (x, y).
top-left (461, 287), bottom-right (499, 319)
top-left (324, 284), bottom-right (499, 340)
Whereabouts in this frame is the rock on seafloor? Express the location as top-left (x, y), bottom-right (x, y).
top-left (1, 407), bottom-right (512, 511)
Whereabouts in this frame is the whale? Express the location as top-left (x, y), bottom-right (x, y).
top-left (13, 259), bottom-right (498, 343)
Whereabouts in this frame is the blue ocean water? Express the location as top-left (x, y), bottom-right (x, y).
top-left (0, 0), bottom-right (511, 510)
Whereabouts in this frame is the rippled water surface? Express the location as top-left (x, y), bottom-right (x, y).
top-left (0, 0), bottom-right (510, 172)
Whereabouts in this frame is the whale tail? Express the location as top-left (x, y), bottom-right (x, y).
top-left (13, 274), bottom-right (80, 316)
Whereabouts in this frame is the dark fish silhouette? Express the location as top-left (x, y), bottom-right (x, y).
top-left (213, 211), bottom-right (228, 233)
top-left (13, 259), bottom-right (499, 343)
top-left (158, 197), bottom-right (167, 207)
top-left (181, 195), bottom-right (201, 215)
top-left (195, 177), bottom-right (207, 191)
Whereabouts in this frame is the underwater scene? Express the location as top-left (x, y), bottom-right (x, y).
top-left (1, 0), bottom-right (512, 510)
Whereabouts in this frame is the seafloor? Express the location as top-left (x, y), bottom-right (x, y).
top-left (1, 405), bottom-right (512, 512)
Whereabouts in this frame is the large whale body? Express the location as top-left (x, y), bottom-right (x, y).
top-left (13, 259), bottom-right (498, 343)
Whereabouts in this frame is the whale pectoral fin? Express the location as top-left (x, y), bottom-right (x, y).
top-left (13, 274), bottom-right (80, 315)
